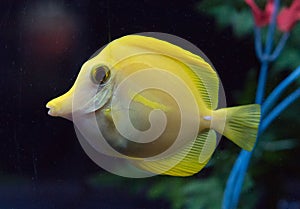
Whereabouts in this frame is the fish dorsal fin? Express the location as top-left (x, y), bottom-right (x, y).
top-left (134, 130), bottom-right (217, 176)
top-left (109, 35), bottom-right (220, 109)
top-left (180, 62), bottom-right (219, 110)
top-left (187, 63), bottom-right (219, 110)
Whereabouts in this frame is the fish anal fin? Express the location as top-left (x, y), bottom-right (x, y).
top-left (134, 130), bottom-right (217, 176)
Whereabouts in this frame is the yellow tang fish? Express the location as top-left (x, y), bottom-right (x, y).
top-left (46, 34), bottom-right (261, 177)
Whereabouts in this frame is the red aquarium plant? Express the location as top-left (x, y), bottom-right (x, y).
top-left (245, 0), bottom-right (275, 26)
top-left (246, 0), bottom-right (300, 31)
top-left (277, 0), bottom-right (300, 32)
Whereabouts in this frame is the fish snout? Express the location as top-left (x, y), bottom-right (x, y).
top-left (46, 100), bottom-right (59, 116)
top-left (46, 94), bottom-right (73, 121)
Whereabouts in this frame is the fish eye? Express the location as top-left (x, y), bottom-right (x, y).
top-left (90, 65), bottom-right (111, 85)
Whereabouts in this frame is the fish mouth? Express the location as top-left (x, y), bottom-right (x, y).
top-left (46, 98), bottom-right (73, 120)
top-left (46, 102), bottom-right (57, 116)
top-left (46, 102), bottom-right (53, 116)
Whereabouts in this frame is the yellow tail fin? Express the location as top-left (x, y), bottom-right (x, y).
top-left (213, 104), bottom-right (261, 151)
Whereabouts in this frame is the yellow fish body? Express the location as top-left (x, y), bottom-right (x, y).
top-left (46, 34), bottom-right (260, 177)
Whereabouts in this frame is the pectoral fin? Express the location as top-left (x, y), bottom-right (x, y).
top-left (83, 86), bottom-right (112, 114)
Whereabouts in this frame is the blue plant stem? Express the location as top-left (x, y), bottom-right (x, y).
top-left (262, 66), bottom-right (300, 116)
top-left (261, 88), bottom-right (300, 132)
top-left (222, 0), bottom-right (282, 208)
top-left (263, 0), bottom-right (280, 56)
top-left (231, 85), bottom-right (300, 208)
top-left (256, 0), bottom-right (280, 102)
top-left (222, 151), bottom-right (245, 209)
top-left (222, 63), bottom-right (270, 209)
top-left (231, 151), bottom-right (252, 207)
top-left (269, 33), bottom-right (290, 61)
top-left (256, 61), bottom-right (269, 104)
top-left (222, 40), bottom-right (272, 209)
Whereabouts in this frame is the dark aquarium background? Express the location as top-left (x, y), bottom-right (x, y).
top-left (0, 0), bottom-right (299, 209)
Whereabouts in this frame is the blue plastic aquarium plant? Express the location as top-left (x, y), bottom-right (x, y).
top-left (222, 0), bottom-right (300, 208)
